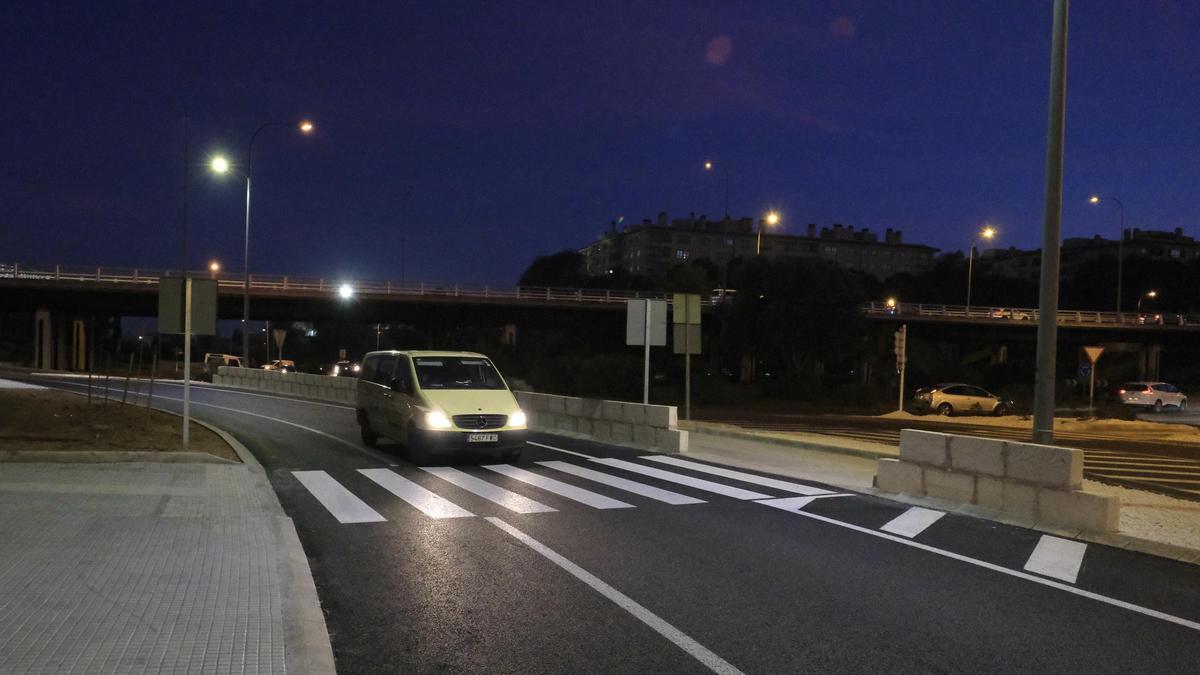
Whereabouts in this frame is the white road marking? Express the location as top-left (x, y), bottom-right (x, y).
top-left (483, 464), bottom-right (634, 509)
top-left (641, 456), bottom-right (833, 495)
top-left (292, 471), bottom-right (386, 524)
top-left (880, 507), bottom-right (946, 538)
top-left (537, 461), bottom-right (706, 505)
top-left (0, 378), bottom-right (44, 389)
top-left (770, 503), bottom-right (1200, 633)
top-left (589, 458), bottom-right (771, 500)
top-left (421, 467), bottom-right (556, 514)
top-left (1023, 535), bottom-right (1088, 583)
top-left (756, 495), bottom-right (852, 512)
top-left (527, 440), bottom-right (596, 459)
top-left (486, 517), bottom-right (744, 675)
top-left (358, 469), bottom-right (475, 519)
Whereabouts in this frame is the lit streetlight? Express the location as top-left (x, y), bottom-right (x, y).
top-left (758, 211), bottom-right (780, 256)
top-left (886, 297), bottom-right (898, 310)
top-left (966, 224), bottom-right (997, 313)
top-left (1137, 289), bottom-right (1157, 314)
top-left (208, 260), bottom-right (221, 278)
top-left (704, 160), bottom-right (732, 219)
top-left (338, 283), bottom-right (354, 300)
top-left (210, 120), bottom-right (314, 364)
top-left (1088, 194), bottom-right (1126, 317)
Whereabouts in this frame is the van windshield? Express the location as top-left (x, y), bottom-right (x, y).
top-left (413, 357), bottom-right (506, 390)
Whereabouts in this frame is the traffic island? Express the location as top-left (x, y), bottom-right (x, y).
top-left (876, 429), bottom-right (1120, 532)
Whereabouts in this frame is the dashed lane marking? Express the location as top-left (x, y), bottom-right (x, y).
top-left (879, 506), bottom-right (946, 538)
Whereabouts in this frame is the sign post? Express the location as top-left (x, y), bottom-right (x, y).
top-left (626, 299), bottom-right (667, 404)
top-left (672, 293), bottom-right (702, 420)
top-left (159, 277), bottom-right (217, 451)
top-left (894, 324), bottom-right (908, 412)
top-left (1082, 345), bottom-right (1105, 416)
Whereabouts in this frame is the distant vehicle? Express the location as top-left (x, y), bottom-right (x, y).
top-left (355, 350), bottom-right (527, 462)
top-left (990, 308), bottom-right (1031, 320)
top-left (202, 353), bottom-right (242, 381)
top-left (710, 288), bottom-right (737, 305)
top-left (262, 359), bottom-right (296, 372)
top-left (330, 360), bottom-right (361, 377)
top-left (1118, 382), bottom-right (1186, 412)
top-left (912, 383), bottom-right (1012, 416)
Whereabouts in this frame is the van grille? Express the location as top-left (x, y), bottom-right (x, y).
top-left (453, 414), bottom-right (508, 430)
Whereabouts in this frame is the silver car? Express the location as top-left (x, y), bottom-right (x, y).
top-left (1118, 382), bottom-right (1186, 412)
top-left (913, 383), bottom-right (1012, 416)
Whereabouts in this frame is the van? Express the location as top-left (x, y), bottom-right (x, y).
top-left (356, 350), bottom-right (527, 462)
top-left (202, 353), bottom-right (243, 381)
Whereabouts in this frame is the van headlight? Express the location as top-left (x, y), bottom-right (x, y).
top-left (509, 410), bottom-right (527, 428)
top-left (424, 411), bottom-right (453, 429)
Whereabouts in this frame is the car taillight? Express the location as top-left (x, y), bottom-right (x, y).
top-left (1118, 389), bottom-right (1125, 394)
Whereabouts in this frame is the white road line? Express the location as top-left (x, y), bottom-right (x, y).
top-left (483, 464), bottom-right (634, 509)
top-left (421, 467), bottom-right (556, 514)
top-left (641, 456), bottom-right (833, 496)
top-left (292, 471), bottom-right (386, 524)
top-left (880, 507), bottom-right (946, 538)
top-left (527, 440), bottom-right (597, 459)
top-left (1023, 535), bottom-right (1088, 584)
top-left (536, 461), bottom-right (706, 505)
top-left (486, 517), bottom-right (744, 675)
top-left (589, 458), bottom-right (771, 500)
top-left (755, 495), bottom-right (852, 512)
top-left (358, 469), bottom-right (475, 519)
top-left (769, 503), bottom-right (1200, 632)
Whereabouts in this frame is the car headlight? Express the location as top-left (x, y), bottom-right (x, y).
top-left (332, 365), bottom-right (340, 375)
top-left (424, 411), bottom-right (453, 429)
top-left (509, 410), bottom-right (527, 428)
top-left (352, 364), bottom-right (360, 372)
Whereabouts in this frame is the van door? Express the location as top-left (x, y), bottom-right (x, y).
top-left (366, 354), bottom-right (398, 437)
top-left (383, 355), bottom-right (416, 440)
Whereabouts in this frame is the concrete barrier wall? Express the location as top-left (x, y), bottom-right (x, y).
top-left (214, 366), bottom-right (356, 404)
top-left (876, 429), bottom-right (1119, 532)
top-left (514, 391), bottom-right (687, 454)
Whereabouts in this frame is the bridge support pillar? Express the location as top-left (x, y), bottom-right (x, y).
top-left (33, 309), bottom-right (51, 370)
top-left (1138, 344), bottom-right (1162, 382)
top-left (32, 309), bottom-right (89, 372)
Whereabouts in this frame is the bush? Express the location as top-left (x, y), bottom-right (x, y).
top-left (760, 373), bottom-right (825, 401)
top-left (834, 383), bottom-right (890, 409)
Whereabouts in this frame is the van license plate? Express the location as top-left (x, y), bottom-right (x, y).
top-left (468, 433), bottom-right (498, 443)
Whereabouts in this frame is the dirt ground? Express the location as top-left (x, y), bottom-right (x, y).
top-left (0, 388), bottom-right (239, 461)
top-left (880, 409), bottom-right (1200, 443)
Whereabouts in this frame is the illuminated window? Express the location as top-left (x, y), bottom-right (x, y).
top-left (675, 249), bottom-right (689, 260)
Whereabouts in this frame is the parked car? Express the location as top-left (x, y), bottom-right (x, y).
top-left (330, 360), bottom-right (361, 377)
top-left (912, 383), bottom-right (1013, 416)
top-left (262, 359), bottom-right (296, 372)
top-left (355, 350), bottom-right (527, 462)
top-left (1118, 382), bottom-right (1186, 412)
top-left (201, 353), bottom-right (242, 381)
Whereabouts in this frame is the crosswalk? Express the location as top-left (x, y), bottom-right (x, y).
top-left (293, 453), bottom-right (1098, 587)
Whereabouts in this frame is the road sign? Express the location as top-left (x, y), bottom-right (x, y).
top-left (1083, 345), bottom-right (1105, 364)
top-left (625, 299), bottom-right (667, 346)
top-left (672, 293), bottom-right (702, 325)
top-left (1078, 363), bottom-right (1091, 379)
top-left (894, 324), bottom-right (908, 412)
top-left (672, 324), bottom-right (701, 355)
top-left (1081, 346), bottom-right (1104, 416)
top-left (158, 277), bottom-right (217, 336)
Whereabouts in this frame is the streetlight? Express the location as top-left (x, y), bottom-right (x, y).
top-left (208, 260), bottom-right (221, 278)
top-left (1137, 289), bottom-right (1157, 314)
top-left (1089, 195), bottom-right (1126, 316)
top-left (965, 225), bottom-right (997, 313)
top-left (758, 211), bottom-right (780, 256)
top-left (704, 160), bottom-right (732, 218)
top-left (338, 283), bottom-right (354, 300)
top-left (885, 297), bottom-right (898, 313)
top-left (211, 119), bottom-right (314, 365)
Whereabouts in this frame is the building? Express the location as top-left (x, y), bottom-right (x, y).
top-left (580, 212), bottom-right (938, 281)
top-left (980, 227), bottom-right (1200, 283)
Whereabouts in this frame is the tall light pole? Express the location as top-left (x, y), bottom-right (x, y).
top-left (1032, 0), bottom-right (1069, 446)
top-left (1089, 195), bottom-right (1125, 316)
top-left (758, 211), bottom-right (780, 256)
top-left (212, 120), bottom-right (314, 364)
top-left (704, 160), bottom-right (731, 219)
top-left (1137, 289), bottom-right (1157, 314)
top-left (965, 225), bottom-right (997, 313)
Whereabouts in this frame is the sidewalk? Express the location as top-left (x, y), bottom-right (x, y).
top-left (683, 423), bottom-right (1200, 564)
top-left (0, 461), bottom-right (334, 674)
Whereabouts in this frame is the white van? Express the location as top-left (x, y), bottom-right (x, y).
top-left (356, 350), bottom-right (527, 462)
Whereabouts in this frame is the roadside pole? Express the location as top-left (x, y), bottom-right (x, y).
top-left (626, 299), bottom-right (666, 406)
top-left (1083, 346), bottom-right (1104, 418)
top-left (672, 293), bottom-right (702, 421)
top-left (643, 299), bottom-right (650, 404)
top-left (183, 278), bottom-right (192, 451)
top-left (894, 325), bottom-right (907, 412)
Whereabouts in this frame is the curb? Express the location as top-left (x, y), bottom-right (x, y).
top-left (682, 422), bottom-right (895, 460)
top-left (0, 450), bottom-right (236, 464)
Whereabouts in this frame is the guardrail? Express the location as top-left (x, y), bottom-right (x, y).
top-left (862, 300), bottom-right (1197, 327)
top-left (0, 262), bottom-right (678, 305)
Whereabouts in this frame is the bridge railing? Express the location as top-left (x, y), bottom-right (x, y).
top-left (862, 300), bottom-right (1197, 327)
top-left (0, 262), bottom-right (684, 305)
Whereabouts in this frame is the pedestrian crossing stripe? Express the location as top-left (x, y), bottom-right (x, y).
top-left (422, 466), bottom-right (557, 514)
top-left (359, 468), bottom-right (475, 519)
top-left (536, 461), bottom-right (706, 505)
top-left (483, 464), bottom-right (634, 509)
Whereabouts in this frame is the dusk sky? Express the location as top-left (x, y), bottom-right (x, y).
top-left (4, 1), bottom-right (1199, 285)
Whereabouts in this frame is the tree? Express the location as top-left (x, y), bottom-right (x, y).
top-left (518, 250), bottom-right (587, 287)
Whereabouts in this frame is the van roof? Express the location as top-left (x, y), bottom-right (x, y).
top-left (362, 350), bottom-right (488, 359)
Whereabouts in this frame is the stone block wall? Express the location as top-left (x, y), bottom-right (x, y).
top-left (514, 391), bottom-right (687, 453)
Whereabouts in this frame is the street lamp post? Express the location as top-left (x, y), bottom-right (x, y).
top-left (211, 120), bottom-right (313, 365)
top-left (758, 211), bottom-right (780, 256)
top-left (965, 225), bottom-right (997, 313)
top-left (1137, 289), bottom-right (1157, 314)
top-left (1089, 195), bottom-right (1125, 318)
top-left (704, 161), bottom-right (731, 219)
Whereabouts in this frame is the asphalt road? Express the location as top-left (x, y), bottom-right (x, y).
top-left (695, 410), bottom-right (1200, 501)
top-left (22, 375), bottom-right (1200, 673)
